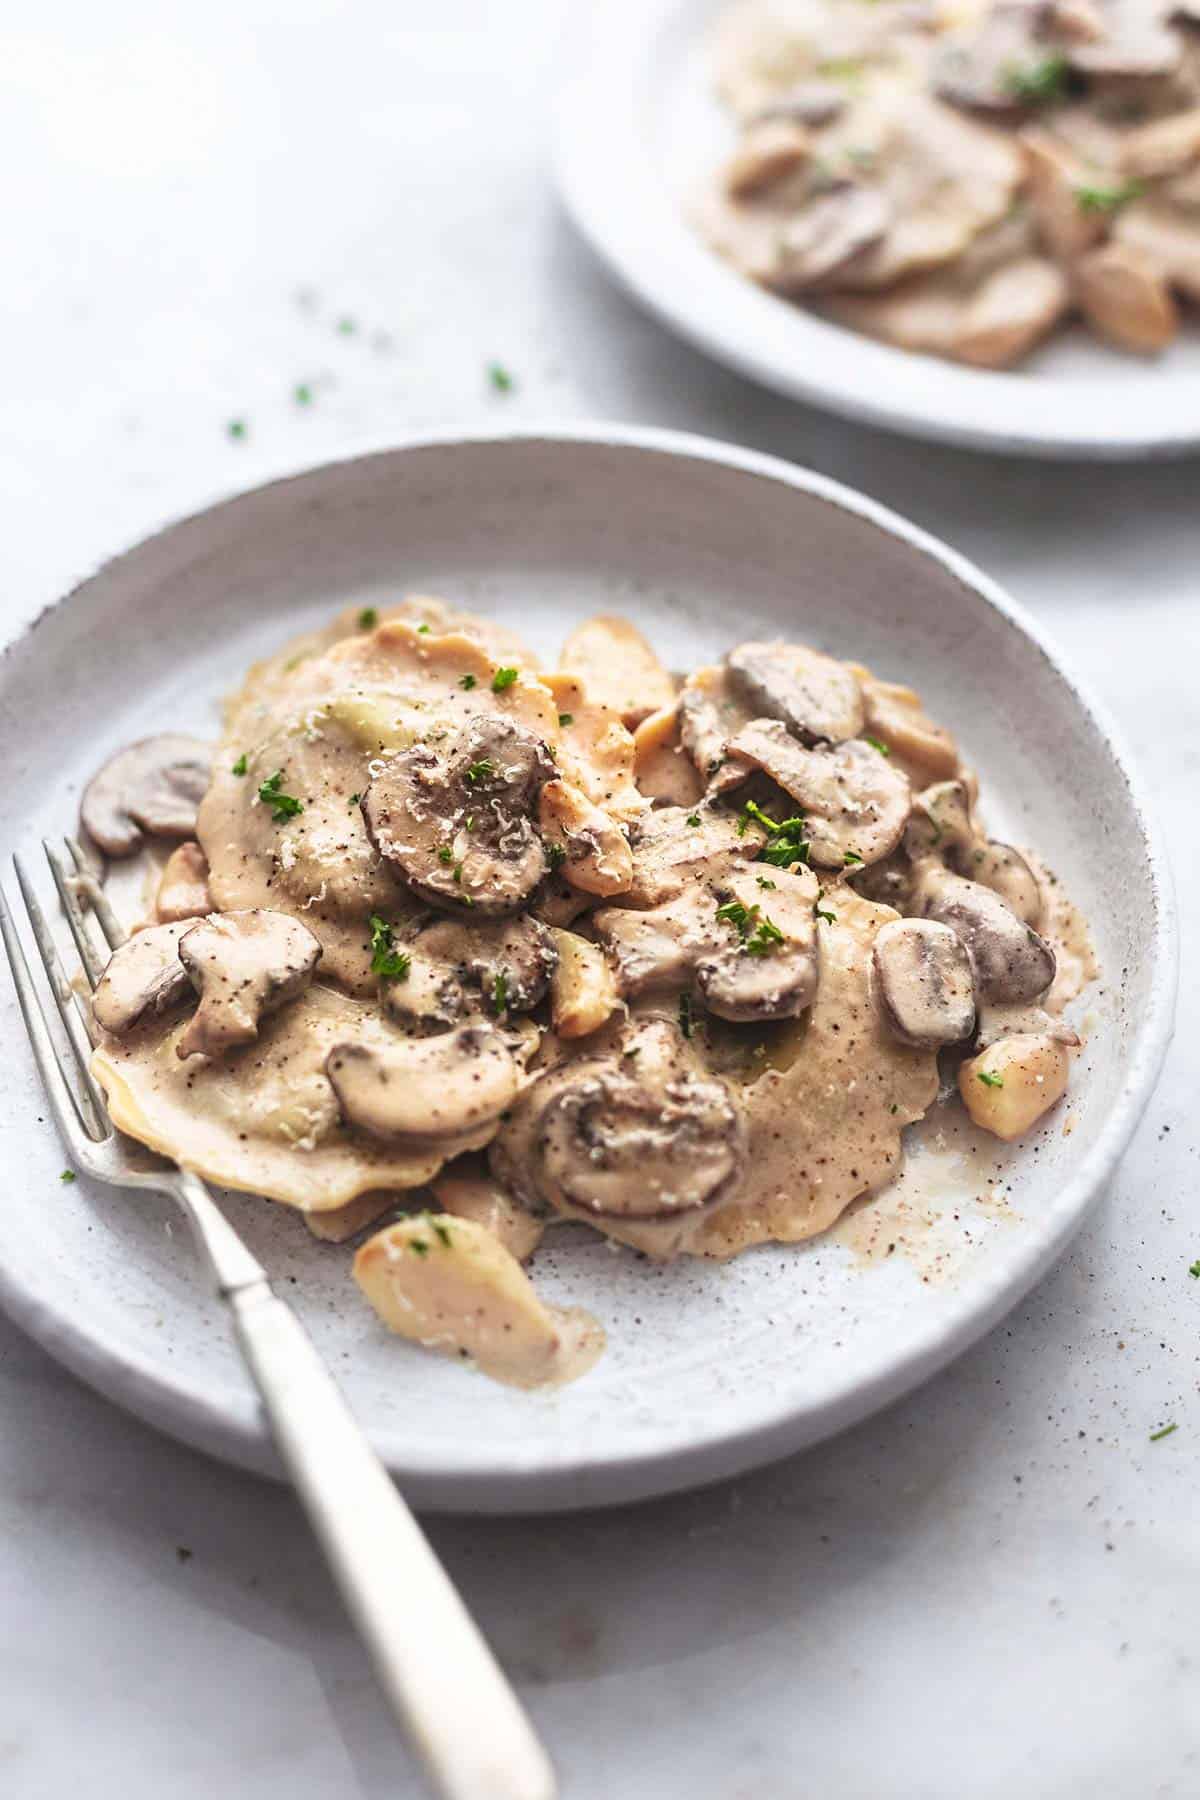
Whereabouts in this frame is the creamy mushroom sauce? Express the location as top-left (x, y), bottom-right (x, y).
top-left (702, 0), bottom-right (1200, 365)
top-left (85, 597), bottom-right (1095, 1388)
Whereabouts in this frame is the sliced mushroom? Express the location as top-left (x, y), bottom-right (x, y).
top-left (677, 678), bottom-right (754, 793)
top-left (538, 779), bottom-right (633, 897)
top-left (327, 1024), bottom-right (519, 1142)
top-left (548, 928), bottom-right (621, 1039)
top-left (696, 865), bottom-right (820, 1023)
top-left (155, 842), bottom-right (212, 923)
top-left (773, 182), bottom-right (893, 290)
top-left (385, 914), bottom-right (558, 1032)
top-left (625, 802), bottom-right (765, 908)
top-left (81, 735), bottom-right (212, 858)
top-left (919, 868), bottom-right (1056, 1003)
top-left (361, 715), bottom-right (554, 916)
top-left (934, 3), bottom-right (1052, 117)
top-left (1020, 128), bottom-right (1108, 261)
top-left (1066, 0), bottom-right (1182, 76)
top-left (725, 119), bottom-right (812, 199)
top-left (593, 887), bottom-right (715, 997)
top-left (960, 841), bottom-right (1044, 926)
top-left (905, 779), bottom-right (976, 858)
top-left (1119, 105), bottom-right (1200, 178)
top-left (873, 918), bottom-right (977, 1048)
top-left (92, 921), bottom-right (194, 1036)
top-left (725, 640), bottom-right (865, 745)
top-left (724, 721), bottom-right (912, 869)
top-left (176, 910), bottom-right (322, 1059)
top-left (752, 80), bottom-right (847, 130)
top-left (1075, 240), bottom-right (1178, 350)
top-left (523, 1020), bottom-right (747, 1221)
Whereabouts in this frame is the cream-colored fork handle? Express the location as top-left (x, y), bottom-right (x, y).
top-left (170, 1172), bottom-right (554, 1800)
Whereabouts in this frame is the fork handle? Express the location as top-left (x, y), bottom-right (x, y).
top-left (227, 1281), bottom-right (556, 1800)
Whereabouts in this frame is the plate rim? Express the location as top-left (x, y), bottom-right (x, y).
top-left (0, 423), bottom-right (1179, 1511)
top-left (552, 0), bottom-right (1200, 462)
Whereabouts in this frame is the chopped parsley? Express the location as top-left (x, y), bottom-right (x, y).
top-left (756, 876), bottom-right (777, 890)
top-left (843, 849), bottom-right (864, 866)
top-left (227, 418), bottom-right (247, 441)
top-left (686, 812), bottom-right (701, 827)
top-left (60, 1169), bottom-right (76, 1184)
top-left (368, 915), bottom-right (411, 981)
top-left (1004, 52), bottom-right (1069, 104)
top-left (864, 736), bottom-right (891, 756)
top-left (257, 770), bottom-right (303, 822)
top-left (1149, 1424), bottom-right (1178, 1442)
top-left (431, 1217), bottom-right (453, 1249)
top-left (977, 1069), bottom-right (1005, 1089)
top-left (438, 846), bottom-right (454, 864)
top-left (816, 907), bottom-right (837, 924)
top-left (716, 899), bottom-right (754, 931)
top-left (678, 993), bottom-right (694, 1039)
top-left (231, 753), bottom-right (248, 776)
top-left (817, 56), bottom-right (864, 83)
top-left (418, 622), bottom-right (431, 634)
top-left (465, 758), bottom-right (494, 785)
top-left (491, 666), bottom-right (519, 692)
top-left (740, 800), bottom-right (811, 868)
top-left (746, 914), bottom-right (785, 957)
top-left (293, 382), bottom-right (313, 406)
top-left (348, 792), bottom-right (360, 809)
top-left (1189, 1259), bottom-right (1200, 1279)
top-left (546, 842), bottom-right (567, 870)
top-left (716, 899), bottom-right (784, 957)
top-left (1075, 179), bottom-right (1143, 214)
top-left (459, 673), bottom-right (478, 690)
top-left (409, 1235), bottom-right (430, 1257)
top-left (558, 712), bottom-right (574, 727)
top-left (357, 606), bottom-right (379, 630)
top-left (738, 798), bottom-right (779, 837)
top-left (488, 361), bottom-right (514, 392)
top-left (491, 970), bottom-right (509, 1015)
top-left (453, 862), bottom-right (464, 884)
top-left (337, 315), bottom-right (357, 336)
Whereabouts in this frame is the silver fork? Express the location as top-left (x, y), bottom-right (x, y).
top-left (0, 838), bottom-right (556, 1800)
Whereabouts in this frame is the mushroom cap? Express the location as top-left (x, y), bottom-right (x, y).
top-left (919, 868), bottom-right (1056, 1003)
top-left (176, 909), bottom-right (322, 1060)
top-left (327, 1024), bottom-right (519, 1142)
top-left (961, 840), bottom-right (1044, 927)
top-left (361, 715), bottom-right (555, 916)
top-left (81, 735), bottom-right (212, 858)
top-left (696, 865), bottom-right (821, 1023)
top-left (725, 722), bottom-right (912, 869)
top-left (725, 640), bottom-right (865, 745)
top-left (529, 1021), bottom-right (748, 1221)
top-left (385, 914), bottom-right (559, 1030)
top-left (1075, 241), bottom-right (1179, 353)
top-left (625, 801), bottom-right (767, 908)
top-left (873, 917), bottom-right (977, 1048)
top-left (92, 921), bottom-right (194, 1036)
top-left (772, 183), bottom-right (893, 291)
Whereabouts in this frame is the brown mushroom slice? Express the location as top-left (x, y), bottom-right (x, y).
top-left (592, 886), bottom-right (714, 997)
top-left (963, 841), bottom-right (1044, 927)
top-left (155, 842), bottom-right (212, 924)
top-left (625, 802), bottom-right (766, 908)
top-left (934, 4), bottom-right (1051, 118)
top-left (533, 1021), bottom-right (747, 1221)
top-left (82, 735), bottom-right (213, 858)
top-left (919, 868), bottom-right (1056, 1003)
top-left (725, 640), bottom-right (864, 745)
top-left (697, 865), bottom-right (820, 1023)
top-left (353, 1214), bottom-right (602, 1389)
top-left (1114, 199), bottom-right (1200, 303)
top-left (1020, 128), bottom-right (1108, 261)
top-left (326, 1024), bottom-right (519, 1142)
top-left (850, 668), bottom-right (960, 778)
top-left (557, 615), bottom-right (677, 729)
top-left (905, 779), bottom-right (976, 858)
top-left (725, 721), bottom-right (912, 869)
top-left (387, 914), bottom-right (558, 1031)
top-left (873, 918), bottom-right (977, 1048)
top-left (92, 921), bottom-right (194, 1036)
top-left (361, 715), bottom-right (554, 917)
top-left (725, 118), bottom-right (812, 198)
top-left (176, 910), bottom-right (322, 1059)
top-left (772, 183), bottom-right (893, 291)
top-left (1074, 241), bottom-right (1178, 351)
top-left (1119, 105), bottom-right (1200, 178)
top-left (538, 779), bottom-right (633, 897)
top-left (752, 80), bottom-right (846, 129)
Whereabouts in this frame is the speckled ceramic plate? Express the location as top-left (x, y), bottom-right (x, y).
top-left (553, 0), bottom-right (1200, 460)
top-left (0, 428), bottom-right (1176, 1511)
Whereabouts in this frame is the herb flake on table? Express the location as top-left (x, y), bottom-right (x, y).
top-left (1149, 1423), bottom-right (1178, 1442)
top-left (357, 606), bottom-right (378, 629)
top-left (1189, 1259), bottom-right (1200, 1278)
top-left (60, 1169), bottom-right (76, 1184)
top-left (487, 361), bottom-right (515, 392)
top-left (226, 418), bottom-right (248, 442)
top-left (292, 383), bottom-right (313, 406)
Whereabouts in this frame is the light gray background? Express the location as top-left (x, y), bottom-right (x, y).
top-left (2, 4), bottom-right (1198, 1796)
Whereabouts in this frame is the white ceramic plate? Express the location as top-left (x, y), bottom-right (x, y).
top-left (0, 427), bottom-right (1176, 1512)
top-left (553, 0), bottom-right (1200, 459)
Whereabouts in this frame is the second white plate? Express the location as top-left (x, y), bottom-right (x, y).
top-left (553, 0), bottom-right (1200, 459)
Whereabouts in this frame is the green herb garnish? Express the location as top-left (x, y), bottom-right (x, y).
top-left (816, 907), bottom-right (837, 924)
top-left (227, 418), bottom-right (247, 441)
top-left (465, 759), bottom-right (494, 785)
top-left (257, 770), bottom-right (303, 822)
top-left (60, 1169), bottom-right (76, 1184)
top-left (231, 753), bottom-right (248, 777)
top-left (546, 842), bottom-right (567, 870)
top-left (977, 1070), bottom-right (1005, 1089)
top-left (558, 712), bottom-right (574, 727)
top-left (864, 736), bottom-right (891, 756)
top-left (1075, 179), bottom-right (1143, 214)
top-left (409, 1236), bottom-right (430, 1257)
top-left (337, 316), bottom-right (357, 336)
top-left (741, 799), bottom-right (810, 868)
top-left (488, 362), bottom-right (514, 392)
top-left (1189, 1259), bottom-right (1200, 1279)
top-left (746, 914), bottom-right (785, 957)
top-left (716, 899), bottom-right (755, 932)
top-left (757, 876), bottom-right (777, 890)
top-left (293, 383), bottom-right (313, 406)
top-left (843, 849), bottom-right (864, 866)
top-left (492, 970), bottom-right (509, 1015)
top-left (491, 666), bottom-right (519, 692)
top-left (431, 1218), bottom-right (453, 1248)
top-left (1004, 52), bottom-right (1069, 104)
top-left (348, 792), bottom-right (360, 809)
top-left (438, 846), bottom-right (454, 864)
top-left (459, 673), bottom-right (477, 690)
top-left (368, 915), bottom-right (411, 980)
top-left (686, 812), bottom-right (701, 827)
top-left (418, 622), bottom-right (431, 634)
top-left (1150, 1423), bottom-right (1178, 1442)
top-left (357, 606), bottom-right (379, 630)
top-left (678, 993), bottom-right (694, 1039)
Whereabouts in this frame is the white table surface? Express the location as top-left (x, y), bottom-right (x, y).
top-left (2, 4), bottom-right (1198, 1797)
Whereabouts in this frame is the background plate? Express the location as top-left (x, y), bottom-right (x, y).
top-left (554, 0), bottom-right (1200, 459)
top-left (0, 428), bottom-right (1176, 1511)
